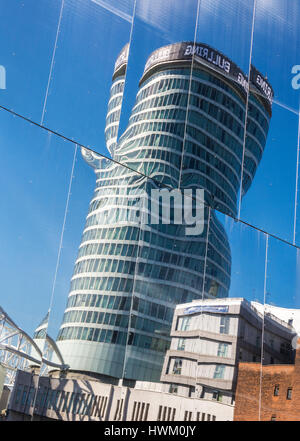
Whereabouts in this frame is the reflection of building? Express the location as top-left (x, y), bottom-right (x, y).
top-left (7, 299), bottom-right (297, 422)
top-left (160, 298), bottom-right (295, 405)
top-left (234, 340), bottom-right (300, 421)
top-left (56, 42), bottom-right (273, 382)
top-left (252, 302), bottom-right (300, 335)
top-left (7, 369), bottom-right (234, 421)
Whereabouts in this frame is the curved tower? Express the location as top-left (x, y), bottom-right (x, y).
top-left (57, 42), bottom-right (272, 382)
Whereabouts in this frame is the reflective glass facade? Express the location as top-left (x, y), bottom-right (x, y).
top-left (2, 0), bottom-right (300, 422)
top-left (56, 42), bottom-right (271, 382)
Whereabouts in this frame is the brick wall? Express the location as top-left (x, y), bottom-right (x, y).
top-left (234, 343), bottom-right (300, 421)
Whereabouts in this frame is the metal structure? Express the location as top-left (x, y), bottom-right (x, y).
top-left (0, 306), bottom-right (68, 388)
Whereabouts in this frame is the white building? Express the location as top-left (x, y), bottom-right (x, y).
top-left (160, 298), bottom-right (296, 406)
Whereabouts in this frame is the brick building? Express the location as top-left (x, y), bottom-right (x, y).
top-left (234, 340), bottom-right (300, 421)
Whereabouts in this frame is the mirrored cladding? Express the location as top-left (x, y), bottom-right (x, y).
top-left (0, 0), bottom-right (63, 120)
top-left (194, 0), bottom-right (255, 73)
top-left (179, 0), bottom-right (263, 239)
top-left (257, 236), bottom-right (300, 422)
top-left (116, 0), bottom-right (200, 165)
top-left (251, 0), bottom-right (300, 113)
top-left (0, 109), bottom-right (76, 399)
top-left (35, 0), bottom-right (135, 154)
top-left (238, 0), bottom-right (300, 244)
top-left (239, 100), bottom-right (299, 245)
top-left (3, 0), bottom-right (300, 423)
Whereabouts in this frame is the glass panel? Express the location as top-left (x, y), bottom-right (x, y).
top-left (41, 150), bottom-right (132, 382)
top-left (0, 109), bottom-right (74, 414)
top-left (117, 0), bottom-right (200, 165)
top-left (200, 212), bottom-right (266, 420)
top-left (239, 103), bottom-right (298, 244)
top-left (0, 0), bottom-right (62, 120)
top-left (238, 0), bottom-right (300, 243)
top-left (38, 0), bottom-right (135, 153)
top-left (259, 236), bottom-right (300, 421)
top-left (2, 0), bottom-right (300, 424)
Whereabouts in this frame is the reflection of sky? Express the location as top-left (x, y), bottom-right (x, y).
top-left (0, 0), bottom-right (300, 337)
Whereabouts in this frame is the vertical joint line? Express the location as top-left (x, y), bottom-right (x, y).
top-left (237, 0), bottom-right (257, 220)
top-left (40, 0), bottom-right (65, 126)
top-left (293, 103), bottom-right (300, 245)
top-left (258, 233), bottom-right (269, 421)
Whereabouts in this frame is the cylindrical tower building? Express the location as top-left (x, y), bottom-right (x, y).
top-left (57, 42), bottom-right (272, 382)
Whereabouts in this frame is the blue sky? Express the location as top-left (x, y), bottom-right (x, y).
top-left (0, 0), bottom-right (300, 338)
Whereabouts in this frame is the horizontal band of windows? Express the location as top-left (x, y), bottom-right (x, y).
top-left (133, 87), bottom-right (245, 127)
top-left (79, 225), bottom-right (230, 262)
top-left (78, 226), bottom-right (231, 269)
top-left (62, 310), bottom-right (129, 327)
top-left (182, 150), bottom-right (241, 187)
top-left (180, 162), bottom-right (238, 203)
top-left (116, 132), bottom-right (183, 155)
top-left (119, 120), bottom-right (185, 144)
top-left (106, 109), bottom-right (121, 125)
top-left (66, 293), bottom-right (174, 322)
top-left (132, 276), bottom-right (229, 304)
top-left (66, 293), bottom-right (131, 310)
top-left (57, 326), bottom-right (128, 346)
top-left (72, 255), bottom-right (229, 284)
top-left (81, 216), bottom-right (229, 243)
top-left (76, 239), bottom-right (230, 268)
top-left (109, 80), bottom-right (125, 96)
top-left (57, 326), bottom-right (170, 353)
top-left (69, 276), bottom-right (134, 293)
top-left (137, 71), bottom-right (245, 113)
top-left (107, 95), bottom-right (123, 111)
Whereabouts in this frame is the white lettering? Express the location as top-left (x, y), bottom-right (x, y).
top-left (224, 61), bottom-right (230, 73)
top-left (184, 189), bottom-right (205, 236)
top-left (292, 65), bottom-right (300, 90)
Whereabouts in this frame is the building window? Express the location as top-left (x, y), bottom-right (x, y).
top-left (213, 365), bottom-right (225, 379)
top-left (184, 410), bottom-right (192, 421)
top-left (217, 343), bottom-right (228, 357)
top-left (189, 386), bottom-right (195, 398)
top-left (158, 405), bottom-right (176, 421)
top-left (212, 390), bottom-right (223, 402)
top-left (287, 388), bottom-right (292, 400)
top-left (274, 385), bottom-right (279, 396)
top-left (169, 384), bottom-right (178, 394)
top-left (177, 338), bottom-right (185, 351)
top-left (219, 316), bottom-right (230, 334)
top-left (172, 359), bottom-right (182, 375)
top-left (178, 316), bottom-right (191, 331)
